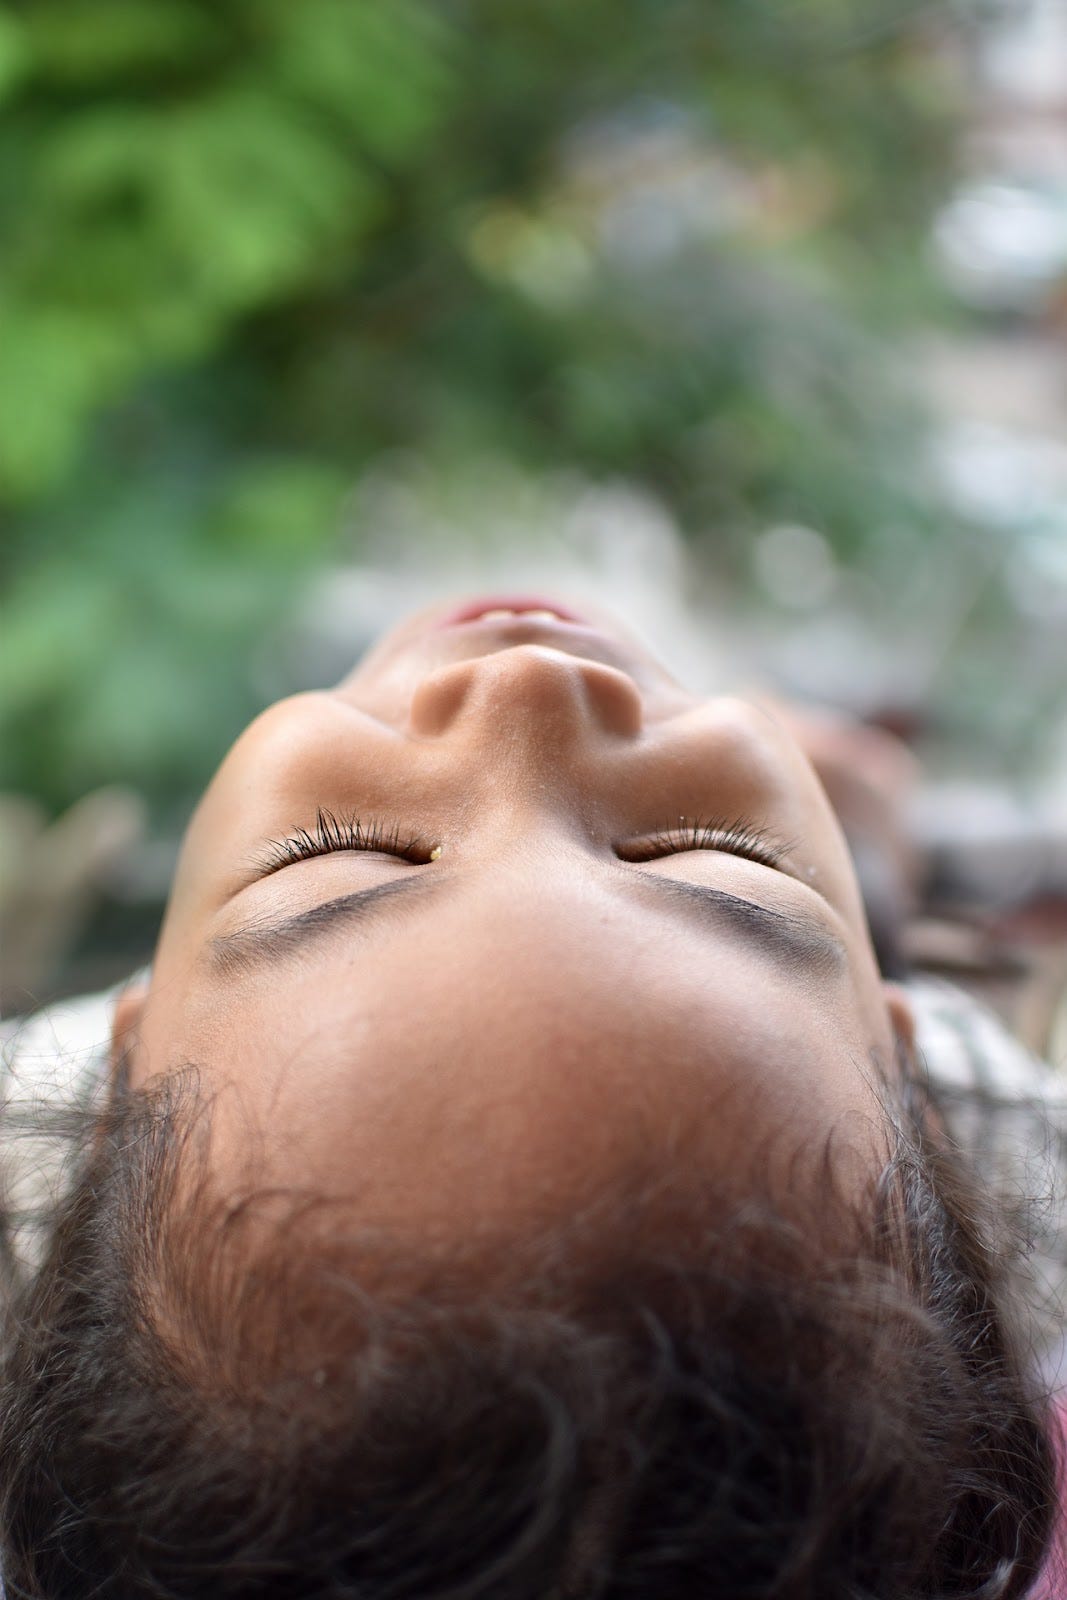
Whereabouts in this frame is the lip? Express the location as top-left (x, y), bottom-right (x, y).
top-left (352, 591), bottom-right (683, 706)
top-left (434, 594), bottom-right (592, 629)
top-left (422, 613), bottom-right (650, 691)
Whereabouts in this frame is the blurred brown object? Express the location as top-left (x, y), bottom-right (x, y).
top-left (902, 899), bottom-right (1067, 1066)
top-left (762, 695), bottom-right (1067, 1066)
top-left (907, 781), bottom-right (1067, 1065)
top-left (0, 789), bottom-right (146, 1017)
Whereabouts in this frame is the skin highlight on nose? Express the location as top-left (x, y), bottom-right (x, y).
top-left (407, 644), bottom-right (645, 741)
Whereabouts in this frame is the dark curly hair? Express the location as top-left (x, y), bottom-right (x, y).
top-left (0, 1047), bottom-right (1060, 1600)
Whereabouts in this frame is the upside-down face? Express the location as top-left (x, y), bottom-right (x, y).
top-left (116, 594), bottom-right (914, 1237)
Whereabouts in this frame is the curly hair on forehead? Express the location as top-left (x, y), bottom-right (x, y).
top-left (0, 1049), bottom-right (1060, 1600)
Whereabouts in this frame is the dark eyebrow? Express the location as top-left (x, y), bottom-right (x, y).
top-left (619, 873), bottom-right (846, 977)
top-left (207, 867), bottom-right (845, 979)
top-left (208, 874), bottom-right (446, 976)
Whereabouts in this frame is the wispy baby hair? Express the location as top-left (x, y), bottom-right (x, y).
top-left (0, 1053), bottom-right (1059, 1599)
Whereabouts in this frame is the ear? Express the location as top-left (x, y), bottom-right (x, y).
top-left (110, 979), bottom-right (149, 1074)
top-left (882, 980), bottom-right (916, 1059)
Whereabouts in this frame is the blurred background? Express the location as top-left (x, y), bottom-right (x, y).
top-left (1, 0), bottom-right (1066, 1046)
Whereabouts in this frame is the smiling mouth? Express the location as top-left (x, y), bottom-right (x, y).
top-left (434, 594), bottom-right (591, 629)
top-left (405, 593), bottom-right (651, 690)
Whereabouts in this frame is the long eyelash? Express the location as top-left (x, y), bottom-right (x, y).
top-left (257, 811), bottom-right (789, 876)
top-left (625, 815), bottom-right (793, 869)
top-left (258, 809), bottom-right (429, 876)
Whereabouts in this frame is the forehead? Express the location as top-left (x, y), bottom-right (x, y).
top-left (172, 870), bottom-right (886, 1233)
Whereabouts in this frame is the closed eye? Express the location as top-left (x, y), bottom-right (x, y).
top-left (255, 811), bottom-right (792, 881)
top-left (257, 809), bottom-right (433, 878)
top-left (618, 816), bottom-right (793, 871)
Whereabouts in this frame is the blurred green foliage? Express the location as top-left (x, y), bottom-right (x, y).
top-left (0, 0), bottom-right (962, 818)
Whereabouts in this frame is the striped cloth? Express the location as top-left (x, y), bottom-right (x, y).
top-left (907, 974), bottom-right (1067, 1391)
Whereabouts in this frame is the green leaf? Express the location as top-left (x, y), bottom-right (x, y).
top-left (158, 88), bottom-right (384, 310)
top-left (23, 0), bottom-right (219, 84)
top-left (267, 0), bottom-right (455, 159)
top-left (212, 460), bottom-right (351, 558)
top-left (0, 5), bottom-right (28, 103)
top-left (0, 305), bottom-right (133, 498)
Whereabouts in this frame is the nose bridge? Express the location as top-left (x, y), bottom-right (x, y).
top-left (408, 645), bottom-right (642, 832)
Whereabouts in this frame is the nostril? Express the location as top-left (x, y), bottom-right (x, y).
top-left (409, 658), bottom-right (479, 737)
top-left (575, 659), bottom-right (644, 737)
top-left (410, 646), bottom-right (644, 742)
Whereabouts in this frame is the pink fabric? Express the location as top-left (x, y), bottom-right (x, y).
top-left (1034, 1399), bottom-right (1067, 1599)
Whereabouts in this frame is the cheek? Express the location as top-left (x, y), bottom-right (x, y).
top-left (216, 693), bottom-right (342, 792)
top-left (180, 695), bottom-right (380, 861)
top-left (136, 986), bottom-right (238, 1087)
top-left (149, 698), bottom-right (330, 938)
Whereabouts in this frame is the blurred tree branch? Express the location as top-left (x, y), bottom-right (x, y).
top-left (0, 0), bottom-right (969, 814)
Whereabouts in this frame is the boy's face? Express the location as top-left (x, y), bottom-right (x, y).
top-left (118, 597), bottom-right (912, 1235)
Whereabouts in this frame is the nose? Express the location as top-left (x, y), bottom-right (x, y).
top-left (408, 644), bottom-right (644, 744)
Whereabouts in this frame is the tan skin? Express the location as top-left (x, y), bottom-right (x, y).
top-left (114, 597), bottom-right (915, 1239)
